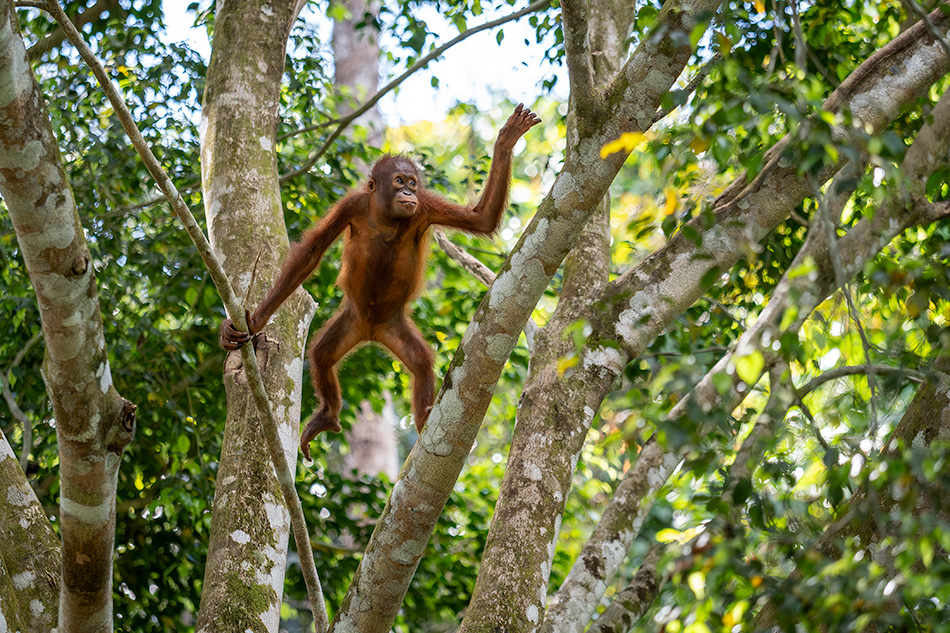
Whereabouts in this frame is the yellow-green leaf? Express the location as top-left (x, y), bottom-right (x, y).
top-left (734, 349), bottom-right (765, 385)
top-left (600, 132), bottom-right (646, 158)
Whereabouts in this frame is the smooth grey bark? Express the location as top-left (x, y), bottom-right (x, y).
top-left (196, 2), bottom-right (319, 631)
top-left (0, 3), bottom-right (135, 631)
top-left (0, 430), bottom-right (60, 633)
top-left (458, 0), bottom-right (635, 630)
top-left (329, 2), bottom-right (721, 632)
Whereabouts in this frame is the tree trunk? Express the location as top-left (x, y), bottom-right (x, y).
top-left (195, 2), bottom-right (316, 630)
top-left (0, 4), bottom-right (135, 631)
top-left (0, 430), bottom-right (60, 633)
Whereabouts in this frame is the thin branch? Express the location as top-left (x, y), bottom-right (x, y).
top-left (3, 331), bottom-right (43, 472)
top-left (279, 0), bottom-right (552, 182)
top-left (652, 52), bottom-right (723, 123)
top-left (809, 173), bottom-right (880, 431)
top-left (433, 228), bottom-right (539, 348)
top-left (14, 0), bottom-right (48, 8)
top-left (794, 398), bottom-right (831, 452)
top-left (0, 372), bottom-right (32, 472)
top-left (10, 331), bottom-right (43, 371)
top-left (433, 228), bottom-right (496, 286)
top-left (641, 346), bottom-right (730, 359)
top-left (25, 0), bottom-right (120, 60)
top-left (117, 183), bottom-right (199, 214)
top-left (795, 364), bottom-right (928, 400)
top-left (789, 0), bottom-right (806, 70)
top-left (907, 0), bottom-right (950, 62)
top-left (45, 2), bottom-right (330, 628)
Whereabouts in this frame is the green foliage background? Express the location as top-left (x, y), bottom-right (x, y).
top-left (3, 0), bottom-right (950, 631)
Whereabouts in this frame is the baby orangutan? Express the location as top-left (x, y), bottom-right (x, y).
top-left (221, 104), bottom-right (541, 460)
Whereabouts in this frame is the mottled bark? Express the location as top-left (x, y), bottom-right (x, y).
top-left (196, 2), bottom-right (319, 631)
top-left (0, 431), bottom-right (60, 633)
top-left (541, 51), bottom-right (950, 631)
top-left (586, 547), bottom-right (663, 633)
top-left (458, 0), bottom-right (633, 628)
top-left (329, 2), bottom-right (721, 632)
top-left (0, 3), bottom-right (135, 631)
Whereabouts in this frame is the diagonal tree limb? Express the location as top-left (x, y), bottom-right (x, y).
top-left (433, 229), bottom-right (540, 348)
top-left (24, 0), bottom-right (119, 60)
top-left (41, 0), bottom-right (330, 627)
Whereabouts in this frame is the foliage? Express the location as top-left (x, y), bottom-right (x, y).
top-left (4, 0), bottom-right (950, 631)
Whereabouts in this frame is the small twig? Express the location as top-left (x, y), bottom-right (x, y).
top-left (433, 228), bottom-right (539, 348)
top-left (767, 0), bottom-right (787, 75)
top-left (641, 346), bottom-right (730, 359)
top-left (906, 0), bottom-right (950, 62)
top-left (46, 1), bottom-right (329, 627)
top-left (793, 398), bottom-right (831, 452)
top-left (434, 229), bottom-right (496, 286)
top-left (118, 183), bottom-right (199, 214)
top-left (14, 0), bottom-right (48, 8)
top-left (277, 119), bottom-right (335, 143)
top-left (809, 173), bottom-right (879, 432)
top-left (703, 296), bottom-right (745, 329)
top-left (1, 332), bottom-right (43, 472)
top-left (795, 364), bottom-right (927, 400)
top-left (652, 52), bottom-right (723, 124)
top-left (789, 0), bottom-right (806, 70)
top-left (0, 372), bottom-right (32, 471)
top-left (247, 249), bottom-right (264, 306)
top-left (280, 0), bottom-right (552, 182)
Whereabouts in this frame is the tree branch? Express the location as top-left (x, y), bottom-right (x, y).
top-left (652, 52), bottom-right (723, 124)
top-left (796, 364), bottom-right (928, 399)
top-left (810, 172), bottom-right (880, 429)
top-left (279, 0), bottom-right (552, 182)
top-left (44, 1), bottom-right (330, 628)
top-left (1, 331), bottom-right (43, 472)
top-left (907, 0), bottom-right (950, 62)
top-left (24, 0), bottom-right (120, 60)
top-left (560, 0), bottom-right (598, 122)
top-left (586, 546), bottom-right (665, 633)
top-left (433, 228), bottom-right (539, 349)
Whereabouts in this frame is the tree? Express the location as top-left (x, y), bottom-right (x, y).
top-left (2, 0), bottom-right (950, 632)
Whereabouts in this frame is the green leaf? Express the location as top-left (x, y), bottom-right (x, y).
top-left (712, 371), bottom-right (733, 395)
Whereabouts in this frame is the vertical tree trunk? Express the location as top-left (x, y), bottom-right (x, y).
top-left (332, 0), bottom-right (384, 148)
top-left (0, 4), bottom-right (134, 631)
top-left (196, 2), bottom-right (316, 630)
